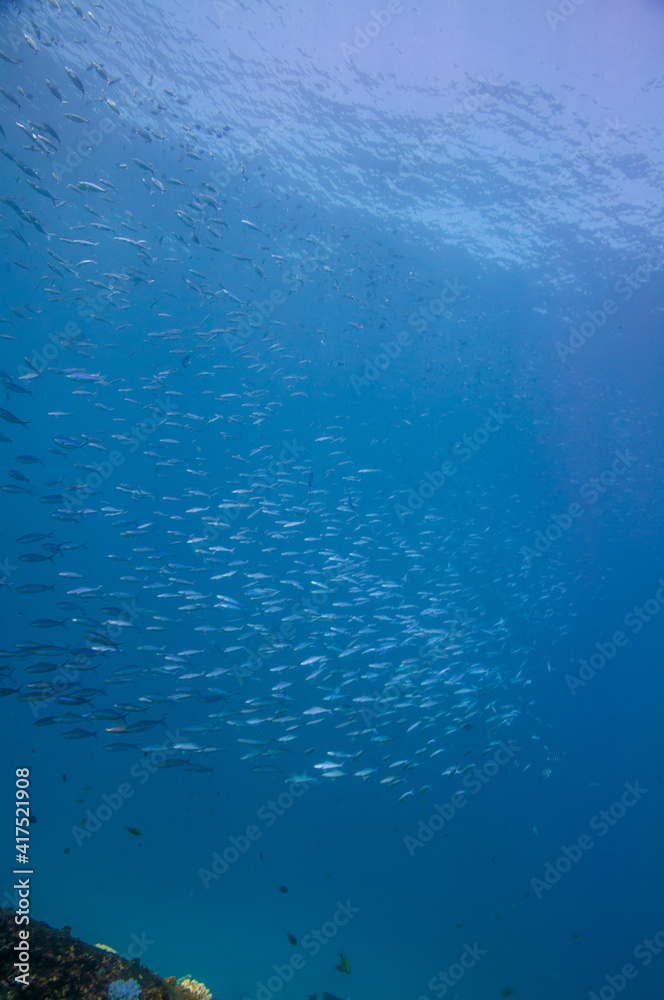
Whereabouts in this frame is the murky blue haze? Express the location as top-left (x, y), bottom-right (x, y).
top-left (0, 1), bottom-right (663, 999)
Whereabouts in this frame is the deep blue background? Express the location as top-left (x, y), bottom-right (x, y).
top-left (1, 1), bottom-right (663, 999)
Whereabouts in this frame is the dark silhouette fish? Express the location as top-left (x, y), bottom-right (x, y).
top-left (0, 407), bottom-right (29, 426)
top-left (306, 994), bottom-right (346, 1000)
top-left (65, 66), bottom-right (85, 93)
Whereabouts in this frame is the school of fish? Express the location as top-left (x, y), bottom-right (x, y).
top-left (0, 0), bottom-right (567, 805)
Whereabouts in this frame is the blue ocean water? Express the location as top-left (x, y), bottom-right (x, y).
top-left (1, 1), bottom-right (663, 998)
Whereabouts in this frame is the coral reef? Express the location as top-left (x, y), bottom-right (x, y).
top-left (0, 908), bottom-right (219, 1000)
top-left (108, 979), bottom-right (142, 1000)
top-left (176, 978), bottom-right (212, 1000)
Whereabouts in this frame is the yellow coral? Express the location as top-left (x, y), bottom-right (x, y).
top-left (176, 975), bottom-right (213, 1000)
top-left (94, 943), bottom-right (118, 953)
